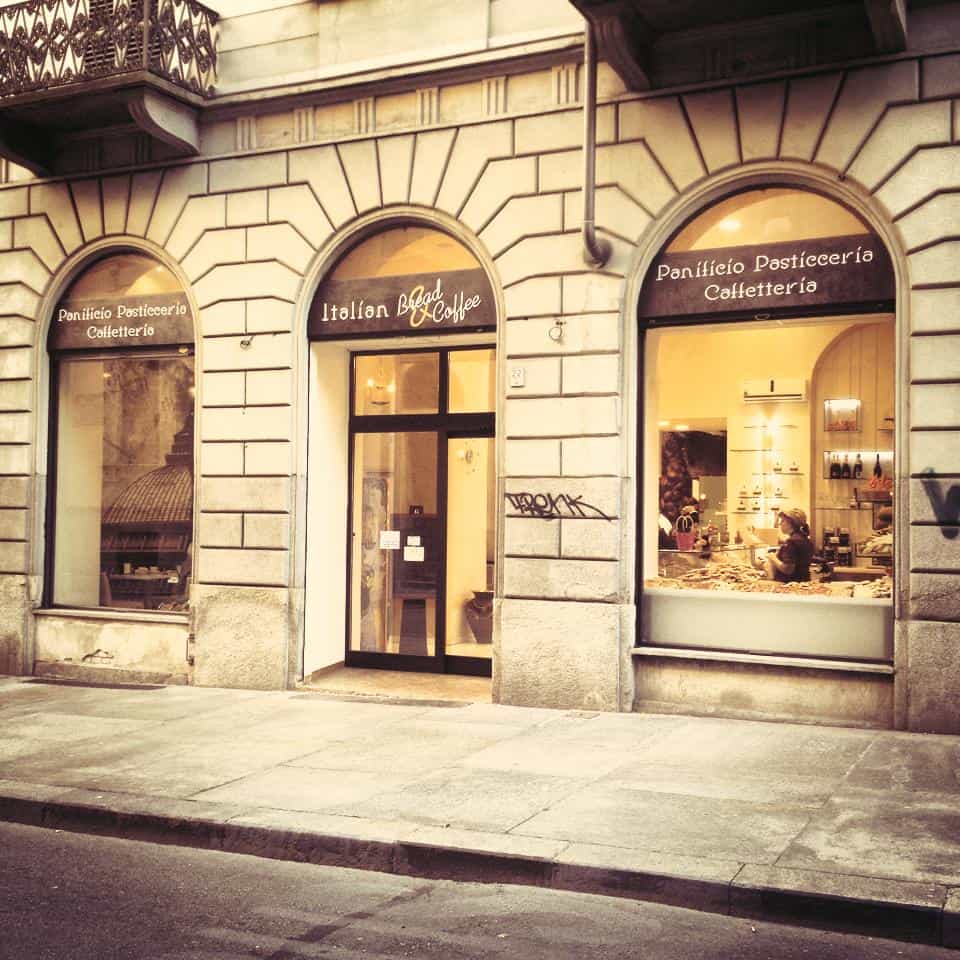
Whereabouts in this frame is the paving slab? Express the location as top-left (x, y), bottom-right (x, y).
top-left (611, 715), bottom-right (879, 781)
top-left (778, 786), bottom-right (960, 886)
top-left (403, 824), bottom-right (570, 861)
top-left (457, 730), bottom-right (633, 779)
top-left (419, 701), bottom-right (563, 727)
top-left (289, 716), bottom-right (529, 775)
top-left (51, 788), bottom-right (257, 825)
top-left (844, 735), bottom-right (960, 794)
top-left (334, 766), bottom-right (584, 833)
top-left (604, 761), bottom-right (840, 805)
top-left (553, 843), bottom-right (741, 913)
top-left (1, 712), bottom-right (151, 742)
top-left (513, 780), bottom-right (817, 864)
top-left (192, 764), bottom-right (417, 811)
top-left (0, 777), bottom-right (77, 803)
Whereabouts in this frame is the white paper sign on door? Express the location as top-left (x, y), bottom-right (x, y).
top-left (379, 530), bottom-right (401, 550)
top-left (403, 545), bottom-right (425, 562)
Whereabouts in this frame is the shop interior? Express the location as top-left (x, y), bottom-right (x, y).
top-left (642, 313), bottom-right (895, 660)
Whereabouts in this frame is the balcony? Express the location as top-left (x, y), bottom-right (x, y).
top-left (571, 0), bottom-right (910, 91)
top-left (0, 0), bottom-right (218, 175)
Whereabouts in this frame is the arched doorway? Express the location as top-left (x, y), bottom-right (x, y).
top-left (304, 222), bottom-right (498, 677)
top-left (637, 186), bottom-right (897, 667)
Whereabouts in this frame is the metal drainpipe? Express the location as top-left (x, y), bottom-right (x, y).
top-left (582, 22), bottom-right (612, 268)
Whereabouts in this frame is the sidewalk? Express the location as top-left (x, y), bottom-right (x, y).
top-left (1, 675), bottom-right (958, 948)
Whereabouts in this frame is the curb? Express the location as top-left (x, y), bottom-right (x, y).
top-left (0, 789), bottom-right (955, 950)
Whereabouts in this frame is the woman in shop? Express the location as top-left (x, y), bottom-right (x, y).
top-left (759, 507), bottom-right (815, 583)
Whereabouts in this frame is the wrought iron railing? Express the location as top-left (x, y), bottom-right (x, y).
top-left (0, 0), bottom-right (218, 98)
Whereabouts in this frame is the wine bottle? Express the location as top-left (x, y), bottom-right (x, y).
top-left (829, 454), bottom-right (840, 479)
top-left (873, 453), bottom-right (882, 479)
top-left (841, 454), bottom-right (851, 479)
top-left (853, 453), bottom-right (863, 479)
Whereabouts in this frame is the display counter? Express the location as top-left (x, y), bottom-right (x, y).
top-left (644, 547), bottom-right (893, 661)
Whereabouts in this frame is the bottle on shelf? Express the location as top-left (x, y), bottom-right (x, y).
top-left (752, 482), bottom-right (762, 496)
top-left (772, 457), bottom-right (783, 473)
top-left (841, 454), bottom-right (851, 479)
top-left (789, 460), bottom-right (799, 473)
top-left (853, 452), bottom-right (863, 479)
top-left (829, 454), bottom-right (841, 479)
top-left (873, 453), bottom-right (883, 479)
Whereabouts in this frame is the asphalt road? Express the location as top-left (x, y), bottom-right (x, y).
top-left (0, 821), bottom-right (952, 960)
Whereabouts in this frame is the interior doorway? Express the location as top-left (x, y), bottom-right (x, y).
top-left (346, 346), bottom-right (495, 676)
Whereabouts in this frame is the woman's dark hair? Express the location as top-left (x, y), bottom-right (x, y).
top-left (780, 510), bottom-right (810, 538)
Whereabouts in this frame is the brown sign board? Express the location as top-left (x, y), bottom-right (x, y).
top-left (309, 267), bottom-right (496, 339)
top-left (49, 293), bottom-right (194, 350)
top-left (639, 233), bottom-right (894, 319)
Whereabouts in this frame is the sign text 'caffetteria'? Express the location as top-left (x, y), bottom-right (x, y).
top-left (639, 233), bottom-right (894, 319)
top-left (49, 293), bottom-right (194, 350)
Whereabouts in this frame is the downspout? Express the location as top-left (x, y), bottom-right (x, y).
top-left (582, 22), bottom-right (612, 268)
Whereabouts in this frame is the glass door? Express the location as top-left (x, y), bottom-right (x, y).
top-left (345, 347), bottom-right (495, 675)
top-left (349, 430), bottom-right (441, 666)
top-left (445, 436), bottom-right (495, 673)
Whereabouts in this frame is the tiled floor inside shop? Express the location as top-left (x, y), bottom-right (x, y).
top-left (301, 666), bottom-right (492, 703)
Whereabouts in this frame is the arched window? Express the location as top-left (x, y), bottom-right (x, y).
top-left (639, 187), bottom-right (892, 321)
top-left (47, 253), bottom-right (195, 612)
top-left (639, 188), bottom-right (896, 662)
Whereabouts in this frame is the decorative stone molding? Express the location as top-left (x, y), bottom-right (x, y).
top-left (552, 63), bottom-right (579, 105)
top-left (416, 87), bottom-right (439, 126)
top-left (236, 116), bottom-right (257, 152)
top-left (293, 107), bottom-right (315, 144)
top-left (482, 77), bottom-right (507, 117)
top-left (354, 97), bottom-right (375, 135)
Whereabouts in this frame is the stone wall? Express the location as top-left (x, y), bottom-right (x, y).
top-left (0, 48), bottom-right (956, 725)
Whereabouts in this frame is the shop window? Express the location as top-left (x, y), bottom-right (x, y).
top-left (639, 189), bottom-right (895, 661)
top-left (449, 348), bottom-right (495, 413)
top-left (354, 352), bottom-right (439, 415)
top-left (47, 253), bottom-right (195, 612)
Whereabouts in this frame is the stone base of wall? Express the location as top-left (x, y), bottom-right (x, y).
top-left (0, 576), bottom-right (29, 675)
top-left (495, 598), bottom-right (629, 711)
top-left (902, 621), bottom-right (960, 734)
top-left (192, 584), bottom-right (292, 690)
top-left (33, 612), bottom-right (190, 682)
top-left (33, 660), bottom-right (187, 685)
top-left (634, 655), bottom-right (894, 728)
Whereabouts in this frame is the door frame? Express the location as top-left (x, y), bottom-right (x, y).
top-left (344, 345), bottom-right (495, 676)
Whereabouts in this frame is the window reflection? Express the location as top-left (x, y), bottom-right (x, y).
top-left (53, 355), bottom-right (195, 611)
top-left (354, 353), bottom-right (439, 416)
top-left (449, 348), bottom-right (495, 413)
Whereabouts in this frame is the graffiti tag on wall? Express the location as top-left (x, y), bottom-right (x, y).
top-left (505, 492), bottom-right (613, 522)
top-left (921, 469), bottom-right (960, 539)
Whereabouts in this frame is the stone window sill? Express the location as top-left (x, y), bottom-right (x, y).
top-left (33, 608), bottom-right (189, 625)
top-left (633, 645), bottom-right (894, 674)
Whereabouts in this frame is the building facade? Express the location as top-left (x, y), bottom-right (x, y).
top-left (0, 0), bottom-right (957, 733)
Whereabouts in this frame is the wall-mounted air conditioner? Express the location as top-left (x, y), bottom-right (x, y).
top-left (742, 378), bottom-right (807, 403)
